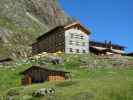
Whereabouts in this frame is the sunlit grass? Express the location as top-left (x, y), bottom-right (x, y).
top-left (0, 54), bottom-right (132, 99)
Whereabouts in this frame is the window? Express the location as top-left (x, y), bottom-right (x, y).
top-left (82, 42), bottom-right (86, 46)
top-left (76, 49), bottom-right (80, 53)
top-left (80, 35), bottom-right (84, 39)
top-left (55, 43), bottom-right (58, 47)
top-left (83, 50), bottom-right (86, 53)
top-left (56, 42), bottom-right (64, 47)
top-left (69, 40), bottom-right (73, 45)
top-left (71, 34), bottom-right (74, 38)
top-left (69, 48), bottom-right (73, 52)
top-left (58, 34), bottom-right (62, 37)
top-left (75, 34), bottom-right (79, 38)
top-left (58, 43), bottom-right (62, 46)
top-left (76, 42), bottom-right (80, 46)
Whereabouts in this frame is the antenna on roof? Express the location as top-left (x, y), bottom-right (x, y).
top-left (109, 41), bottom-right (112, 49)
top-left (105, 40), bottom-right (107, 48)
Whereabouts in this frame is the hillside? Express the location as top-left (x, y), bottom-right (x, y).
top-left (0, 54), bottom-right (133, 99)
top-left (0, 0), bottom-right (73, 58)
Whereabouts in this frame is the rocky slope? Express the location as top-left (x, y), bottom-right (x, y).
top-left (0, 0), bottom-right (73, 58)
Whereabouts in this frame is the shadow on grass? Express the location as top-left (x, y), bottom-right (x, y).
top-left (55, 81), bottom-right (77, 87)
top-left (71, 92), bottom-right (94, 100)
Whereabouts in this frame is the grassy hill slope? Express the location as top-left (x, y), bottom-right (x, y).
top-left (0, 0), bottom-right (73, 58)
top-left (0, 54), bottom-right (133, 100)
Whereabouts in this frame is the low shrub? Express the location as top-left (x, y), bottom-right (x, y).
top-left (7, 88), bottom-right (20, 96)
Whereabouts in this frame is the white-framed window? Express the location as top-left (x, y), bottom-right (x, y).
top-left (70, 33), bottom-right (74, 38)
top-left (69, 40), bottom-right (73, 45)
top-left (83, 50), bottom-right (86, 53)
top-left (69, 48), bottom-right (73, 52)
top-left (75, 34), bottom-right (79, 38)
top-left (80, 35), bottom-right (84, 39)
top-left (82, 42), bottom-right (86, 46)
top-left (76, 49), bottom-right (80, 53)
top-left (76, 42), bottom-right (80, 46)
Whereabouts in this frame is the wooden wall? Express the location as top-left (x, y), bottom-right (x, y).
top-left (21, 74), bottom-right (32, 85)
top-left (32, 27), bottom-right (65, 55)
top-left (48, 72), bottom-right (65, 81)
top-left (32, 42), bottom-right (40, 55)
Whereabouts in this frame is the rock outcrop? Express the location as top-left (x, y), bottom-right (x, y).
top-left (0, 0), bottom-right (73, 58)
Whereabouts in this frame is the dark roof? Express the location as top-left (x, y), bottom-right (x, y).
top-left (37, 26), bottom-right (64, 41)
top-left (90, 40), bottom-right (126, 48)
top-left (20, 65), bottom-right (70, 74)
top-left (0, 57), bottom-right (12, 62)
top-left (90, 47), bottom-right (125, 54)
top-left (36, 22), bottom-right (91, 41)
top-left (64, 22), bottom-right (91, 34)
top-left (126, 52), bottom-right (133, 56)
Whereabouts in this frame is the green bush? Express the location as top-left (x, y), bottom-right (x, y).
top-left (7, 88), bottom-right (20, 96)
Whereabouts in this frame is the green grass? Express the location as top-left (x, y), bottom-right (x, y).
top-left (0, 16), bottom-right (45, 34)
top-left (0, 16), bottom-right (47, 58)
top-left (4, 71), bottom-right (133, 100)
top-left (0, 55), bottom-right (133, 100)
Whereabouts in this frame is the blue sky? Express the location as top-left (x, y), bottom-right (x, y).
top-left (59, 0), bottom-right (133, 52)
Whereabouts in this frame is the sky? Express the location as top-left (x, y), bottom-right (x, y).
top-left (59, 0), bottom-right (133, 53)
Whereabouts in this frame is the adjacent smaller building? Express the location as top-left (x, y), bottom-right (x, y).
top-left (125, 52), bottom-right (133, 57)
top-left (89, 40), bottom-right (126, 56)
top-left (20, 66), bottom-right (70, 85)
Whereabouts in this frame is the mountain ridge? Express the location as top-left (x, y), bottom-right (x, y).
top-left (0, 0), bottom-right (73, 58)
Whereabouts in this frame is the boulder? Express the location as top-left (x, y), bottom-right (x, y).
top-left (32, 88), bottom-right (55, 97)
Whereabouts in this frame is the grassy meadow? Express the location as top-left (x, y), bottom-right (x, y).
top-left (0, 54), bottom-right (133, 100)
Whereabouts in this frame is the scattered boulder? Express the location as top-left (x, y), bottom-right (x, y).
top-left (7, 88), bottom-right (20, 96)
top-left (47, 88), bottom-right (55, 94)
top-left (7, 96), bottom-right (13, 100)
top-left (49, 56), bottom-right (63, 65)
top-left (32, 88), bottom-right (46, 97)
top-left (32, 88), bottom-right (55, 97)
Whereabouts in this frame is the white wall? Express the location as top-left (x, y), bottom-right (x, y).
top-left (65, 28), bottom-right (90, 54)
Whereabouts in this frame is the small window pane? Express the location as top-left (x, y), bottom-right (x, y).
top-left (76, 49), bottom-right (80, 53)
top-left (83, 50), bottom-right (86, 53)
top-left (82, 42), bottom-right (86, 46)
top-left (80, 36), bottom-right (84, 39)
top-left (76, 42), bottom-right (80, 46)
top-left (58, 34), bottom-right (62, 37)
top-left (75, 35), bottom-right (79, 38)
top-left (69, 41), bottom-right (73, 45)
top-left (69, 48), bottom-right (73, 52)
top-left (71, 34), bottom-right (74, 38)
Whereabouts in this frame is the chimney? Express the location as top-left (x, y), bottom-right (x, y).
top-left (105, 40), bottom-right (107, 48)
top-left (108, 41), bottom-right (112, 49)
